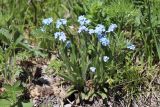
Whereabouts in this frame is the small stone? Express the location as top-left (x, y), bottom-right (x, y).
top-left (64, 104), bottom-right (72, 107)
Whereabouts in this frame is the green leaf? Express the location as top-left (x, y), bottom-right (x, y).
top-left (86, 89), bottom-right (94, 100)
top-left (66, 86), bottom-right (77, 98)
top-left (81, 92), bottom-right (86, 100)
top-left (22, 102), bottom-right (33, 107)
top-left (97, 91), bottom-right (107, 99)
top-left (0, 28), bottom-right (12, 44)
top-left (0, 99), bottom-right (11, 107)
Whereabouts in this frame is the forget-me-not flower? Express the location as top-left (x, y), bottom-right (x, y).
top-left (78, 15), bottom-right (90, 25)
top-left (103, 56), bottom-right (109, 62)
top-left (127, 44), bottom-right (135, 50)
top-left (54, 32), bottom-right (66, 42)
top-left (107, 24), bottom-right (117, 32)
top-left (78, 26), bottom-right (88, 33)
top-left (97, 34), bottom-right (103, 40)
top-left (95, 24), bottom-right (105, 34)
top-left (59, 33), bottom-right (66, 42)
top-left (54, 32), bottom-right (61, 39)
top-left (99, 37), bottom-right (110, 46)
top-left (42, 17), bottom-right (53, 25)
top-left (56, 19), bottom-right (67, 29)
top-left (90, 67), bottom-right (96, 73)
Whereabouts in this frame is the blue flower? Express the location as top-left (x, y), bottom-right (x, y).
top-left (99, 37), bottom-right (110, 46)
top-left (78, 26), bottom-right (88, 33)
top-left (54, 32), bottom-right (66, 42)
top-left (127, 44), bottom-right (135, 50)
top-left (90, 67), bottom-right (96, 73)
top-left (97, 34), bottom-right (103, 39)
top-left (78, 15), bottom-right (90, 25)
top-left (66, 40), bottom-right (71, 48)
top-left (59, 32), bottom-right (66, 42)
top-left (42, 17), bottom-right (53, 25)
top-left (107, 24), bottom-right (117, 32)
top-left (56, 19), bottom-right (67, 29)
top-left (54, 32), bottom-right (61, 39)
top-left (95, 24), bottom-right (105, 34)
top-left (88, 29), bottom-right (95, 34)
top-left (103, 56), bottom-right (109, 62)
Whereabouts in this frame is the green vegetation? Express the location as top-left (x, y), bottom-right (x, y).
top-left (0, 0), bottom-right (160, 106)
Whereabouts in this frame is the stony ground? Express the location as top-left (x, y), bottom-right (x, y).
top-left (24, 57), bottom-right (160, 107)
top-left (1, 57), bottom-right (159, 107)
top-left (28, 72), bottom-right (160, 107)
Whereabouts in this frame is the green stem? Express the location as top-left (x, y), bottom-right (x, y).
top-left (31, 0), bottom-right (37, 25)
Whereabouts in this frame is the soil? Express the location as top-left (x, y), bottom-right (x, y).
top-left (15, 57), bottom-right (160, 107)
top-left (27, 74), bottom-right (160, 107)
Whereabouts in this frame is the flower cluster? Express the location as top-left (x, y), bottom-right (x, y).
top-left (78, 15), bottom-right (90, 26)
top-left (78, 26), bottom-right (88, 33)
top-left (99, 37), bottom-right (110, 46)
top-left (107, 24), bottom-right (117, 32)
top-left (41, 15), bottom-right (135, 75)
top-left (56, 19), bottom-right (67, 29)
top-left (54, 32), bottom-right (66, 42)
top-left (52, 19), bottom-right (68, 44)
top-left (77, 16), bottom-right (111, 46)
top-left (42, 17), bottom-right (53, 25)
top-left (95, 24), bottom-right (106, 34)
